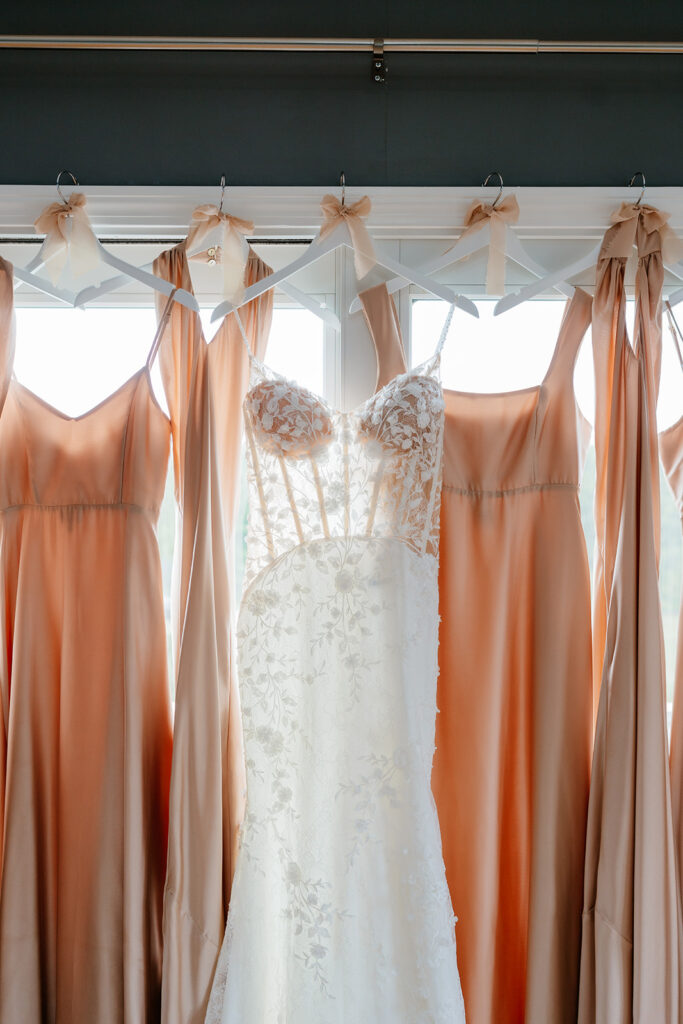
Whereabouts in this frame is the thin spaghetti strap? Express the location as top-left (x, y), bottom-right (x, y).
top-left (665, 301), bottom-right (683, 372)
top-left (434, 303), bottom-right (457, 359)
top-left (542, 287), bottom-right (592, 386)
top-left (358, 284), bottom-right (408, 390)
top-left (232, 308), bottom-right (255, 362)
top-left (414, 301), bottom-right (456, 378)
top-left (146, 288), bottom-right (179, 369)
top-left (0, 257), bottom-right (16, 409)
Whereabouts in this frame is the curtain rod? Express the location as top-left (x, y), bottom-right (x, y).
top-left (0, 35), bottom-right (682, 55)
top-left (0, 237), bottom-right (308, 246)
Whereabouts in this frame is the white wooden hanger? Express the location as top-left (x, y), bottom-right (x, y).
top-left (666, 283), bottom-right (683, 309)
top-left (664, 301), bottom-right (683, 371)
top-left (11, 261), bottom-right (79, 305)
top-left (493, 241), bottom-right (603, 315)
top-left (496, 173), bottom-right (683, 316)
top-left (210, 176), bottom-right (478, 323)
top-left (349, 173), bottom-right (571, 315)
top-left (276, 284), bottom-right (341, 330)
top-left (23, 171), bottom-right (199, 312)
top-left (192, 179), bottom-right (341, 330)
top-left (78, 177), bottom-right (341, 330)
top-left (9, 175), bottom-right (82, 304)
top-left (10, 177), bottom-right (194, 310)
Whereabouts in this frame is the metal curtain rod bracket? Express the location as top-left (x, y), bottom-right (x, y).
top-left (0, 35), bottom-right (682, 55)
top-left (372, 39), bottom-right (387, 83)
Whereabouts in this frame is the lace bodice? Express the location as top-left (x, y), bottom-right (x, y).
top-left (206, 296), bottom-right (465, 1024)
top-left (240, 308), bottom-right (453, 592)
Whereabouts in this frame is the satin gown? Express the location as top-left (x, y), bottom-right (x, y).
top-left (662, 413), bottom-right (683, 1003)
top-left (578, 204), bottom-right (681, 1024)
top-left (0, 248), bottom-right (272, 1024)
top-left (152, 244), bottom-right (273, 1024)
top-left (359, 283), bottom-right (594, 1024)
top-left (0, 257), bottom-right (174, 1023)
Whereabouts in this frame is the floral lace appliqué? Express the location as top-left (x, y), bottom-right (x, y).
top-left (205, 347), bottom-right (465, 1024)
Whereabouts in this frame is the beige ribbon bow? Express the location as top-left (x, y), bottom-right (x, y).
top-left (600, 201), bottom-right (683, 264)
top-left (456, 195), bottom-right (521, 296)
top-left (33, 193), bottom-right (101, 285)
top-left (319, 194), bottom-right (376, 279)
top-left (186, 204), bottom-right (254, 305)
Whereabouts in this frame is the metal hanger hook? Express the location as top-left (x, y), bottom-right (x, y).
top-left (56, 169), bottom-right (79, 206)
top-left (218, 174), bottom-right (226, 213)
top-left (629, 171), bottom-right (646, 207)
top-left (482, 171), bottom-right (504, 209)
top-left (340, 171), bottom-right (346, 207)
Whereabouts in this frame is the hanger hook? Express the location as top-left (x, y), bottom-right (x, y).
top-left (218, 174), bottom-right (226, 213)
top-left (340, 171), bottom-right (346, 207)
top-left (482, 171), bottom-right (504, 209)
top-left (629, 171), bottom-right (646, 207)
top-left (56, 169), bottom-right (79, 207)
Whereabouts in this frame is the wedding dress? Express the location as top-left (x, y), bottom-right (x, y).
top-left (205, 296), bottom-right (466, 1023)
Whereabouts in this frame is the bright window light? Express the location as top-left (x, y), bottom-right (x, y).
top-left (411, 298), bottom-right (683, 711)
top-left (13, 304), bottom-right (326, 687)
top-left (8, 298), bottom-right (682, 713)
top-left (231, 307), bottom-right (326, 597)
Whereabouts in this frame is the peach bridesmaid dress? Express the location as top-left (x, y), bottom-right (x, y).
top-left (578, 205), bottom-right (681, 1024)
top-left (664, 413), bottom-right (683, 928)
top-left (152, 244), bottom-right (273, 1024)
top-left (663, 305), bottom-right (683, 899)
top-left (0, 256), bottom-right (174, 1023)
top-left (360, 282), bottom-right (594, 1024)
top-left (0, 245), bottom-right (272, 1024)
top-left (661, 304), bottom-right (683, 1016)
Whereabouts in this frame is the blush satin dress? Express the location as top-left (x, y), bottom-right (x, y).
top-left (0, 258), bottom-right (174, 1023)
top-left (152, 244), bottom-right (273, 1024)
top-left (662, 305), bottom-right (683, 912)
top-left (0, 248), bottom-right (272, 1024)
top-left (663, 412), bottom-right (683, 946)
top-left (358, 282), bottom-right (594, 1024)
top-left (578, 205), bottom-right (681, 1024)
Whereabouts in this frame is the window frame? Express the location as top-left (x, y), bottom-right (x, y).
top-left (3, 185), bottom-right (682, 712)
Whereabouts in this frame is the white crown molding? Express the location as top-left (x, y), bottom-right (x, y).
top-left (1, 185), bottom-right (683, 241)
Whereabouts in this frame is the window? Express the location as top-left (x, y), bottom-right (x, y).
top-left (14, 301), bottom-right (327, 682)
top-left (411, 296), bottom-right (683, 713)
top-left (6, 207), bottom-right (683, 716)
top-left (224, 306), bottom-right (326, 597)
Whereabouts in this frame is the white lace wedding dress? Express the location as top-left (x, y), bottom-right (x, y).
top-left (206, 301), bottom-right (466, 1024)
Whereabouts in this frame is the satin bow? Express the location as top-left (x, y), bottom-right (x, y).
top-left (600, 202), bottom-right (683, 264)
top-left (319, 195), bottom-right (376, 279)
top-left (455, 195), bottom-right (520, 296)
top-left (33, 193), bottom-right (101, 285)
top-left (186, 204), bottom-right (254, 305)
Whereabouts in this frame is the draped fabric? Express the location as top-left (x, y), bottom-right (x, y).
top-left (578, 206), bottom-right (682, 1023)
top-left (435, 291), bottom-right (593, 1024)
top-left (152, 245), bottom-right (272, 1024)
top-left (0, 257), bottom-right (174, 1023)
top-left (0, 268), bottom-right (12, 879)
top-left (662, 414), bottom-right (683, 1015)
top-left (359, 282), bottom-right (594, 1024)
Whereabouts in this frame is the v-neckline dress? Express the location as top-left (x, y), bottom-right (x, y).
top-left (205, 291), bottom-right (466, 1023)
top-left (0, 258), bottom-right (175, 1023)
top-left (355, 283), bottom-right (594, 1024)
